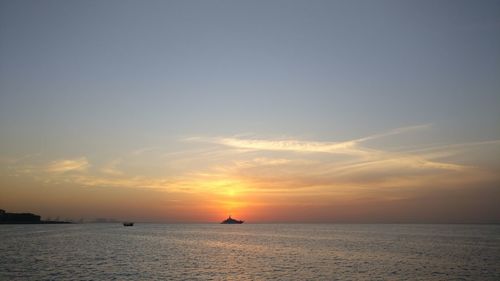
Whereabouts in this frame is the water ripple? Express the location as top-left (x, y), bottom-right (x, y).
top-left (1, 224), bottom-right (499, 280)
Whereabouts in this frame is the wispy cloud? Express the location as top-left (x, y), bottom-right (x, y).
top-left (100, 159), bottom-right (124, 176)
top-left (213, 137), bottom-right (369, 155)
top-left (196, 124), bottom-right (431, 157)
top-left (46, 157), bottom-right (89, 173)
top-left (234, 157), bottom-right (296, 167)
top-left (132, 147), bottom-right (162, 156)
top-left (403, 139), bottom-right (500, 158)
top-left (354, 124), bottom-right (431, 142)
top-left (192, 125), bottom-right (499, 175)
top-left (178, 125), bottom-right (500, 196)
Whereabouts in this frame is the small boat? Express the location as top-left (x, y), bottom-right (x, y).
top-left (123, 222), bottom-right (134, 226)
top-left (221, 215), bottom-right (244, 224)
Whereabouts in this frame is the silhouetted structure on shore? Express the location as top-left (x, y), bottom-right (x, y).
top-left (0, 209), bottom-right (71, 224)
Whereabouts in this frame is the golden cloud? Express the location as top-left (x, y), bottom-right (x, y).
top-left (46, 157), bottom-right (89, 173)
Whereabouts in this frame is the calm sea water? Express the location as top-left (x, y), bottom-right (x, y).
top-left (0, 224), bottom-right (499, 280)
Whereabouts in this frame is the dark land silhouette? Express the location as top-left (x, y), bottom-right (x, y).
top-left (0, 209), bottom-right (71, 224)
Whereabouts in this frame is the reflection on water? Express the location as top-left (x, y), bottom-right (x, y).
top-left (1, 224), bottom-right (499, 280)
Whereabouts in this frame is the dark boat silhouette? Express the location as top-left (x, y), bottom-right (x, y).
top-left (221, 215), bottom-right (244, 224)
top-left (123, 222), bottom-right (134, 226)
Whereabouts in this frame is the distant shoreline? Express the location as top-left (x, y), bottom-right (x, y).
top-left (0, 209), bottom-right (72, 224)
top-left (0, 221), bottom-right (72, 224)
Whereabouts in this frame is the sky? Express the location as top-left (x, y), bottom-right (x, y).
top-left (1, 0), bottom-right (499, 223)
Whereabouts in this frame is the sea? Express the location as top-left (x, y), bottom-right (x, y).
top-left (1, 223), bottom-right (499, 280)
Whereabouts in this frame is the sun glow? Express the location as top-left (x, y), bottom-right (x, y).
top-left (183, 177), bottom-right (252, 218)
top-left (198, 178), bottom-right (249, 197)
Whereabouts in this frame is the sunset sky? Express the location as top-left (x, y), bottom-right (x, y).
top-left (1, 0), bottom-right (499, 223)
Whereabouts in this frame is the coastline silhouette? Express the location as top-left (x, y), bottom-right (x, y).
top-left (0, 209), bottom-right (71, 224)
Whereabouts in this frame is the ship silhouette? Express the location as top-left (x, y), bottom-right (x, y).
top-left (221, 215), bottom-right (244, 224)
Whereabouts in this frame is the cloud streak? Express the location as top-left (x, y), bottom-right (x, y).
top-left (213, 137), bottom-right (370, 155)
top-left (100, 159), bottom-right (124, 176)
top-left (178, 125), bottom-right (500, 197)
top-left (191, 125), bottom-right (471, 174)
top-left (46, 157), bottom-right (90, 173)
top-left (196, 125), bottom-right (431, 158)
